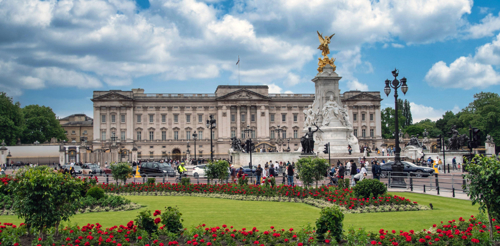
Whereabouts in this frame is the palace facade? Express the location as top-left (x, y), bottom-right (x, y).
top-left (91, 85), bottom-right (383, 161)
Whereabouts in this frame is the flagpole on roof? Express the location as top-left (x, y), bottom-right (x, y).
top-left (236, 55), bottom-right (240, 85)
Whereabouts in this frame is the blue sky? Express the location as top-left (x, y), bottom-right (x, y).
top-left (1, 0), bottom-right (500, 122)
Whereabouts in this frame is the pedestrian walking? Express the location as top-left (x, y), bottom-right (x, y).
top-left (255, 164), bottom-right (263, 185)
top-left (452, 157), bottom-right (457, 170)
top-left (372, 161), bottom-right (381, 180)
top-left (350, 160), bottom-right (357, 176)
top-left (287, 164), bottom-right (294, 186)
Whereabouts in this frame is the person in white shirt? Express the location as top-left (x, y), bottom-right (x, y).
top-left (346, 161), bottom-right (351, 175)
top-left (274, 161), bottom-right (279, 170)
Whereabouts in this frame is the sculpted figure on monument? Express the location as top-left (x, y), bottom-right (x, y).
top-left (230, 137), bottom-right (245, 152)
top-left (447, 125), bottom-right (460, 150)
top-left (322, 98), bottom-right (340, 126)
top-left (301, 124), bottom-right (320, 154)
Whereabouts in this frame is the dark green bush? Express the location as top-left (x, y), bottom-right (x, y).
top-left (353, 179), bottom-right (386, 198)
top-left (160, 206), bottom-right (184, 234)
top-left (135, 210), bottom-right (157, 235)
top-left (147, 178), bottom-right (155, 185)
top-left (316, 206), bottom-right (344, 242)
top-left (86, 187), bottom-right (105, 200)
top-left (337, 178), bottom-right (350, 189)
top-left (180, 177), bottom-right (190, 186)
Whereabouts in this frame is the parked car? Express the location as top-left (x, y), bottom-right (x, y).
top-left (139, 162), bottom-right (176, 177)
top-left (240, 166), bottom-right (256, 176)
top-left (380, 161), bottom-right (434, 178)
top-left (192, 165), bottom-right (206, 178)
top-left (82, 163), bottom-right (103, 175)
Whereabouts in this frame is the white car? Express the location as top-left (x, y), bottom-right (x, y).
top-left (192, 165), bottom-right (207, 178)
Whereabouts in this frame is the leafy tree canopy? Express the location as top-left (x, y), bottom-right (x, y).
top-left (21, 104), bottom-right (67, 144)
top-left (0, 92), bottom-right (24, 145)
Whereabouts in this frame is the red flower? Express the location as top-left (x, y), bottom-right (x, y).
top-left (154, 218), bottom-right (161, 224)
top-left (153, 210), bottom-right (161, 216)
top-left (325, 239), bottom-right (330, 243)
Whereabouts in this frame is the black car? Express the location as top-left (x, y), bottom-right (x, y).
top-left (139, 162), bottom-right (176, 177)
top-left (240, 166), bottom-right (256, 176)
top-left (380, 161), bottom-right (434, 178)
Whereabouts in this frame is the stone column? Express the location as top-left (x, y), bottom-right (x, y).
top-left (65, 146), bottom-right (69, 164)
top-left (236, 106), bottom-right (241, 139)
top-left (106, 107), bottom-right (110, 142)
top-left (76, 146), bottom-right (80, 163)
top-left (264, 106), bottom-right (270, 140)
top-left (127, 106), bottom-right (133, 142)
top-left (375, 106), bottom-right (382, 137)
top-left (217, 106), bottom-right (223, 139)
top-left (256, 106), bottom-right (262, 138)
top-left (94, 107), bottom-right (101, 141)
top-left (246, 106), bottom-right (250, 127)
top-left (226, 106), bottom-right (231, 138)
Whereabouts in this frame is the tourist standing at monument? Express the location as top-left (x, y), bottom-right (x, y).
top-left (350, 160), bottom-right (358, 176)
top-left (452, 157), bottom-right (457, 170)
top-left (287, 164), bottom-right (294, 186)
top-left (382, 147), bottom-right (385, 156)
top-left (269, 165), bottom-right (275, 178)
top-left (372, 161), bottom-right (381, 180)
top-left (346, 160), bottom-right (351, 175)
top-left (263, 164), bottom-right (268, 178)
top-left (337, 162), bottom-right (345, 180)
top-left (255, 165), bottom-right (263, 185)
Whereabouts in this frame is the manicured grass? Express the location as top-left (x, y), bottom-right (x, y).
top-left (0, 192), bottom-right (479, 232)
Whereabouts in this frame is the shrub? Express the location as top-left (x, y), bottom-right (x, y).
top-left (180, 177), bottom-right (190, 186)
top-left (316, 206), bottom-right (344, 242)
top-left (237, 175), bottom-right (249, 186)
top-left (353, 179), bottom-right (386, 198)
top-left (147, 178), bottom-right (155, 185)
top-left (110, 162), bottom-right (133, 184)
top-left (134, 210), bottom-right (157, 235)
top-left (297, 157), bottom-right (330, 187)
top-left (160, 206), bottom-right (184, 234)
top-left (205, 160), bottom-right (230, 183)
top-left (86, 187), bottom-right (105, 200)
top-left (11, 166), bottom-right (84, 234)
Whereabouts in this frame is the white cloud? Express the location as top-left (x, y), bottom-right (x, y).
top-left (267, 84), bottom-right (283, 93)
top-left (410, 102), bottom-right (448, 122)
top-left (425, 33), bottom-right (500, 89)
top-left (283, 73), bottom-right (304, 86)
top-left (479, 7), bottom-right (491, 14)
top-left (347, 80), bottom-right (369, 91)
top-left (467, 12), bottom-right (500, 39)
top-left (391, 43), bottom-right (404, 48)
top-left (284, 90), bottom-right (293, 94)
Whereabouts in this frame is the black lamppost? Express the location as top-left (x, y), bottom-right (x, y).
top-left (192, 131), bottom-right (198, 165)
top-left (187, 141), bottom-right (190, 163)
top-left (275, 125), bottom-right (284, 152)
top-left (243, 125), bottom-right (255, 170)
top-left (287, 138), bottom-right (291, 152)
top-left (206, 115), bottom-right (216, 162)
top-left (6, 151), bottom-right (11, 168)
top-left (384, 69), bottom-right (408, 186)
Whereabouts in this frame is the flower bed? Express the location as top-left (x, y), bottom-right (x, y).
top-left (0, 214), bottom-right (498, 245)
top-left (97, 182), bottom-right (427, 213)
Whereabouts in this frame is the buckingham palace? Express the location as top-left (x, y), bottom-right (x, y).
top-left (91, 85), bottom-right (383, 161)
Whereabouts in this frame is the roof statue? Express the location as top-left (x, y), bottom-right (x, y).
top-left (316, 31), bottom-right (336, 73)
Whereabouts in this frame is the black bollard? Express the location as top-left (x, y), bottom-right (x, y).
top-left (437, 186), bottom-right (440, 195)
top-left (423, 185), bottom-right (426, 193)
top-left (410, 177), bottom-right (413, 191)
top-left (106, 174), bottom-right (109, 184)
top-left (452, 187), bottom-right (455, 197)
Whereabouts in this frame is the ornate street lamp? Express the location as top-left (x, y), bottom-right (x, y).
top-left (192, 131), bottom-right (198, 165)
top-left (384, 68), bottom-right (408, 187)
top-left (243, 125), bottom-right (255, 170)
top-left (206, 115), bottom-right (216, 162)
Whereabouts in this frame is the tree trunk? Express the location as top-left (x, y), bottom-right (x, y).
top-left (487, 204), bottom-right (494, 241)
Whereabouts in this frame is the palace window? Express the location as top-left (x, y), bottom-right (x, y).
top-left (71, 130), bottom-right (76, 135)
top-left (198, 114), bottom-right (203, 123)
top-left (370, 129), bottom-right (374, 137)
top-left (231, 114), bottom-right (235, 122)
top-left (186, 114), bottom-right (191, 123)
top-left (362, 129), bottom-right (366, 137)
top-left (137, 131), bottom-right (142, 141)
top-left (162, 115), bottom-right (166, 123)
top-left (293, 114), bottom-right (298, 122)
top-left (270, 114), bottom-right (275, 122)
top-left (251, 114), bottom-right (255, 122)
top-left (174, 131), bottom-right (179, 140)
top-left (121, 114), bottom-right (125, 123)
top-left (138, 152), bottom-right (142, 158)
top-left (271, 130), bottom-right (275, 139)
top-left (149, 115), bottom-right (154, 123)
top-left (354, 129), bottom-right (357, 137)
top-left (294, 130), bottom-right (298, 139)
top-left (251, 130), bottom-right (256, 139)
top-left (282, 114), bottom-right (286, 122)
top-left (241, 114), bottom-right (245, 122)
top-left (362, 114), bottom-right (365, 121)
top-left (101, 115), bottom-right (106, 123)
top-left (150, 151), bottom-right (154, 158)
top-left (121, 131), bottom-right (125, 141)
top-left (241, 132), bottom-right (245, 139)
top-left (186, 131), bottom-right (191, 140)
top-left (162, 131), bottom-right (166, 140)
top-left (174, 114), bottom-right (178, 123)
top-left (101, 131), bottom-right (106, 140)
top-left (231, 130), bottom-right (235, 138)
top-left (282, 131), bottom-right (286, 139)
top-left (149, 131), bottom-right (154, 140)
top-left (137, 115), bottom-right (141, 123)
top-left (198, 131), bottom-right (203, 140)
top-left (353, 114), bottom-right (357, 121)
top-left (111, 115), bottom-right (115, 123)
top-left (83, 130), bottom-right (87, 135)
top-left (370, 114), bottom-right (373, 121)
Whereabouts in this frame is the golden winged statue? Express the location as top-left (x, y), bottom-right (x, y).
top-left (317, 31), bottom-right (335, 57)
top-left (316, 31), bottom-right (336, 73)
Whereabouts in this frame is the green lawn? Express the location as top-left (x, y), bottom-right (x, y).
top-left (0, 192), bottom-right (479, 232)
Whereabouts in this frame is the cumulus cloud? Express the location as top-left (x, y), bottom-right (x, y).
top-left (410, 102), bottom-right (460, 122)
top-left (0, 0), bottom-right (477, 95)
top-left (267, 84), bottom-right (283, 93)
top-left (467, 12), bottom-right (500, 39)
top-left (425, 33), bottom-right (500, 89)
top-left (391, 43), bottom-right (404, 48)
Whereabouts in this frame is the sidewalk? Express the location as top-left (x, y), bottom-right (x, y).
top-left (388, 187), bottom-right (470, 200)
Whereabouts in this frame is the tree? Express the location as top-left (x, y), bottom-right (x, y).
top-left (110, 162), bottom-right (133, 184)
top-left (463, 155), bottom-right (500, 241)
top-left (21, 104), bottom-right (67, 144)
top-left (205, 160), bottom-right (229, 184)
top-left (296, 157), bottom-right (329, 187)
top-left (398, 99), bottom-right (413, 128)
top-left (11, 166), bottom-right (84, 236)
top-left (381, 107), bottom-right (406, 139)
top-left (0, 92), bottom-right (24, 145)
top-left (404, 125), bottom-right (424, 137)
top-left (458, 92), bottom-right (500, 146)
